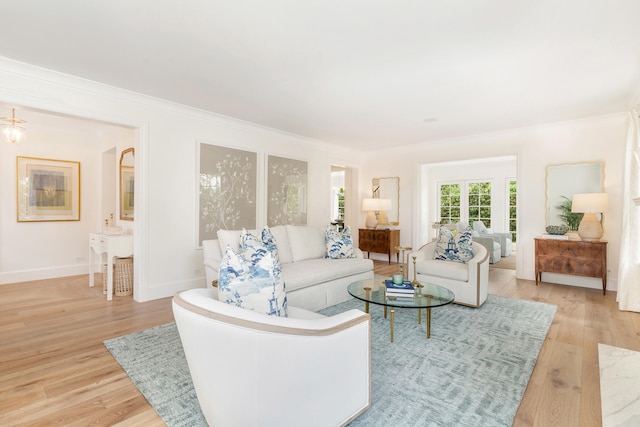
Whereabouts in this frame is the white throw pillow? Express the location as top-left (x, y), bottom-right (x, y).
top-left (324, 225), bottom-right (355, 259)
top-left (217, 247), bottom-right (287, 316)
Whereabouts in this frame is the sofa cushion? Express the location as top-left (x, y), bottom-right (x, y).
top-left (269, 225), bottom-right (292, 264)
top-left (282, 258), bottom-right (373, 291)
top-left (434, 225), bottom-right (473, 263)
top-left (217, 229), bottom-right (253, 253)
top-left (324, 225), bottom-right (355, 259)
top-left (218, 247), bottom-right (287, 316)
top-left (416, 259), bottom-right (470, 282)
top-left (287, 225), bottom-right (326, 262)
top-left (241, 227), bottom-right (279, 265)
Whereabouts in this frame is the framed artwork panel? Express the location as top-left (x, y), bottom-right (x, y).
top-left (198, 143), bottom-right (257, 245)
top-left (267, 155), bottom-right (308, 226)
top-left (17, 156), bottom-right (80, 222)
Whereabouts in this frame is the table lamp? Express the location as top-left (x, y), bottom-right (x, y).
top-left (362, 198), bottom-right (380, 229)
top-left (571, 193), bottom-right (608, 241)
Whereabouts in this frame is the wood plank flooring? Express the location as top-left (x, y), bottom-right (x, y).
top-left (1, 263), bottom-right (639, 426)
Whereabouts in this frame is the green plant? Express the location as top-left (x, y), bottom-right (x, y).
top-left (555, 196), bottom-right (583, 231)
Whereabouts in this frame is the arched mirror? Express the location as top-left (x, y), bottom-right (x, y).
top-left (120, 147), bottom-right (135, 221)
top-left (372, 177), bottom-right (399, 225)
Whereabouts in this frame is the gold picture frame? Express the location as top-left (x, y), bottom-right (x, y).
top-left (16, 156), bottom-right (80, 222)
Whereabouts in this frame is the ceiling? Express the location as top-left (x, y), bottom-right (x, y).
top-left (1, 1), bottom-right (639, 151)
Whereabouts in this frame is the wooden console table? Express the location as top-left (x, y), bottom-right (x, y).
top-left (359, 228), bottom-right (400, 264)
top-left (534, 238), bottom-right (607, 294)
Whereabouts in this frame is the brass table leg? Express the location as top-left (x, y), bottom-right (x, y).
top-left (418, 308), bottom-right (421, 324)
top-left (426, 307), bottom-right (431, 339)
top-left (364, 287), bottom-right (371, 314)
top-left (390, 308), bottom-right (395, 342)
top-left (384, 306), bottom-right (387, 319)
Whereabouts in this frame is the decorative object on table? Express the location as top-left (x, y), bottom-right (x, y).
top-left (1, 108), bottom-right (26, 144)
top-left (391, 273), bottom-right (404, 284)
top-left (374, 198), bottom-right (392, 227)
top-left (395, 245), bottom-right (413, 279)
top-left (571, 192), bottom-right (609, 242)
top-left (411, 256), bottom-right (422, 293)
top-left (545, 224), bottom-right (569, 235)
top-left (384, 279), bottom-right (415, 297)
top-left (16, 156), bottom-right (80, 222)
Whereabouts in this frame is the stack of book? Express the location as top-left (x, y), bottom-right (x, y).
top-left (384, 279), bottom-right (415, 298)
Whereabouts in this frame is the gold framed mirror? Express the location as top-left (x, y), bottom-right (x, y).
top-left (372, 176), bottom-right (399, 225)
top-left (545, 161), bottom-right (604, 227)
top-left (119, 147), bottom-right (135, 221)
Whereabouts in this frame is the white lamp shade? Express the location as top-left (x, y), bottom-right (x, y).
top-left (362, 198), bottom-right (380, 211)
top-left (571, 193), bottom-right (609, 213)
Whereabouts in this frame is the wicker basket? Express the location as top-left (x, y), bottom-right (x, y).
top-left (115, 257), bottom-right (134, 296)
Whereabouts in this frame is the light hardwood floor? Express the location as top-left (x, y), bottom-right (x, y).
top-left (1, 263), bottom-right (639, 426)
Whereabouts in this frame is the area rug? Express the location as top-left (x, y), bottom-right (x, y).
top-left (104, 294), bottom-right (556, 427)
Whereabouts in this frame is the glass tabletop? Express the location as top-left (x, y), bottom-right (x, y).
top-left (348, 278), bottom-right (455, 309)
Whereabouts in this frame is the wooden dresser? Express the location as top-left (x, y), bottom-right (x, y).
top-left (358, 228), bottom-right (400, 264)
top-left (534, 238), bottom-right (607, 294)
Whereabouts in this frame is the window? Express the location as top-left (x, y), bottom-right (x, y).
top-left (508, 179), bottom-right (517, 243)
top-left (467, 181), bottom-right (492, 228)
top-left (438, 183), bottom-right (461, 224)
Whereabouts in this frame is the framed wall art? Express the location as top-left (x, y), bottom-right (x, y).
top-left (267, 155), bottom-right (308, 226)
top-left (16, 156), bottom-right (80, 222)
top-left (198, 143), bottom-right (257, 245)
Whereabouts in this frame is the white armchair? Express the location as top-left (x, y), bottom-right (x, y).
top-left (473, 221), bottom-right (513, 257)
top-left (408, 241), bottom-right (489, 307)
top-left (172, 288), bottom-right (371, 427)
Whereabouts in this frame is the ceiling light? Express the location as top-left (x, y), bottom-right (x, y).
top-left (1, 109), bottom-right (26, 144)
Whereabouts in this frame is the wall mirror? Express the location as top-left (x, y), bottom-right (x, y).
top-left (546, 161), bottom-right (604, 226)
top-left (372, 177), bottom-right (399, 225)
top-left (120, 147), bottom-right (135, 221)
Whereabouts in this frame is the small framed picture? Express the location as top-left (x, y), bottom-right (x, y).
top-left (17, 156), bottom-right (80, 222)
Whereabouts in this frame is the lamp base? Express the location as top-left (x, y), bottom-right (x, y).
top-left (577, 212), bottom-right (603, 242)
top-left (365, 211), bottom-right (377, 229)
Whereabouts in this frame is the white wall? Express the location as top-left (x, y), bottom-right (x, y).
top-left (360, 114), bottom-right (627, 292)
top-left (0, 109), bottom-right (135, 283)
top-left (0, 59), bottom-right (363, 301)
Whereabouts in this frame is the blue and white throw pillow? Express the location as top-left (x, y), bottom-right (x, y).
top-left (240, 226), bottom-right (279, 265)
top-left (218, 246), bottom-right (287, 316)
top-left (325, 225), bottom-right (355, 259)
top-left (433, 225), bottom-right (474, 264)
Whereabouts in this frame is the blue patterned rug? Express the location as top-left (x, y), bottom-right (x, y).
top-left (104, 294), bottom-right (556, 426)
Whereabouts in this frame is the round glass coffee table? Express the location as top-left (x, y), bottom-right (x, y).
top-left (348, 278), bottom-right (455, 342)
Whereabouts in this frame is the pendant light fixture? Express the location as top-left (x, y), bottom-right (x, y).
top-left (1, 108), bottom-right (26, 144)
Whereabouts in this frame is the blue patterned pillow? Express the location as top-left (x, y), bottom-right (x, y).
top-left (325, 225), bottom-right (355, 259)
top-left (433, 225), bottom-right (473, 264)
top-left (240, 226), bottom-right (279, 265)
top-left (218, 246), bottom-right (287, 316)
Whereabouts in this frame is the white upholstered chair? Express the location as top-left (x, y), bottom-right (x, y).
top-left (408, 241), bottom-right (489, 307)
top-left (473, 221), bottom-right (513, 257)
top-left (456, 222), bottom-right (501, 264)
top-left (172, 288), bottom-right (371, 427)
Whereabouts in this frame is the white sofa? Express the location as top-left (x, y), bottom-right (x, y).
top-left (173, 288), bottom-right (371, 427)
top-left (408, 241), bottom-right (489, 307)
top-left (203, 225), bottom-right (374, 312)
